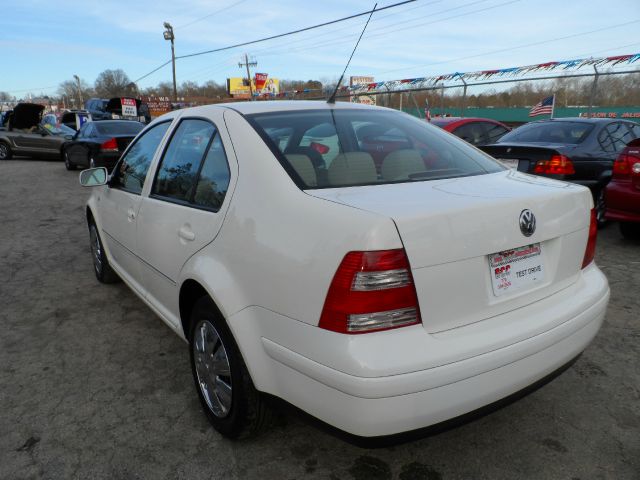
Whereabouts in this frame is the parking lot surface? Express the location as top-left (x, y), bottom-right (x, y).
top-left (1, 159), bottom-right (639, 480)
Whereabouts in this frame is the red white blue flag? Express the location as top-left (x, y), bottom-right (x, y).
top-left (529, 95), bottom-right (555, 117)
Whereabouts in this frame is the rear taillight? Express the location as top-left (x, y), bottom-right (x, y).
top-left (533, 154), bottom-right (575, 175)
top-left (101, 138), bottom-right (118, 152)
top-left (582, 209), bottom-right (597, 269)
top-left (310, 142), bottom-right (330, 155)
top-left (319, 249), bottom-right (421, 334)
top-left (612, 151), bottom-right (640, 178)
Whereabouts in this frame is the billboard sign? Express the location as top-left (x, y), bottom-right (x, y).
top-left (350, 76), bottom-right (376, 106)
top-left (228, 76), bottom-right (280, 96)
top-left (255, 73), bottom-right (268, 91)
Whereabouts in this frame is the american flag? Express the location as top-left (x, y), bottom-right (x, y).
top-left (529, 95), bottom-right (555, 117)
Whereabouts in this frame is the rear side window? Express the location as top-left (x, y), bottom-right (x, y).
top-left (193, 134), bottom-right (231, 209)
top-left (151, 118), bottom-right (231, 210)
top-left (248, 109), bottom-right (502, 189)
top-left (598, 122), bottom-right (634, 153)
top-left (499, 121), bottom-right (593, 144)
top-left (153, 119), bottom-right (215, 202)
top-left (453, 122), bottom-right (486, 145)
top-left (112, 121), bottom-right (171, 194)
top-left (484, 123), bottom-right (509, 144)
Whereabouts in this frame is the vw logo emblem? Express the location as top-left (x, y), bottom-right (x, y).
top-left (519, 209), bottom-right (536, 237)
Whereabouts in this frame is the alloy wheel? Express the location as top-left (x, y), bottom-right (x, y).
top-left (89, 225), bottom-right (103, 275)
top-left (193, 320), bottom-right (233, 418)
top-left (595, 189), bottom-right (606, 225)
top-left (0, 143), bottom-right (8, 159)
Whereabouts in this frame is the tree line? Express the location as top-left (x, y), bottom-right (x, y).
top-left (1, 69), bottom-right (637, 109)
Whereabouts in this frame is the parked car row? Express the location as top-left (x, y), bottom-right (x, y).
top-left (0, 102), bottom-right (144, 169)
top-left (480, 117), bottom-right (640, 237)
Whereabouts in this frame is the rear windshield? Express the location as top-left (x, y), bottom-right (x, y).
top-left (247, 109), bottom-right (503, 189)
top-left (95, 121), bottom-right (144, 136)
top-left (498, 121), bottom-right (593, 144)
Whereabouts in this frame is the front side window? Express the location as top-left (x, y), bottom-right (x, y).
top-left (248, 109), bottom-right (503, 189)
top-left (111, 121), bottom-right (171, 194)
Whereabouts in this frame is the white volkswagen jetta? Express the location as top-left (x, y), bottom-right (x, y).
top-left (79, 101), bottom-right (609, 439)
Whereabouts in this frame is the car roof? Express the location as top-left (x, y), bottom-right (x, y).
top-left (431, 117), bottom-right (504, 125)
top-left (525, 117), bottom-right (626, 124)
top-left (183, 100), bottom-right (387, 117)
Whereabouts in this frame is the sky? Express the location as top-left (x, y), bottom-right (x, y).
top-left (2, 0), bottom-right (639, 98)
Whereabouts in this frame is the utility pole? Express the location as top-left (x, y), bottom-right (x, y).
top-left (73, 75), bottom-right (83, 108)
top-left (238, 54), bottom-right (257, 100)
top-left (163, 22), bottom-right (177, 103)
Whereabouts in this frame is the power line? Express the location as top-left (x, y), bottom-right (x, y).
top-left (133, 0), bottom-right (415, 84)
top-left (242, 0), bottom-right (521, 64)
top-left (134, 60), bottom-right (173, 83)
top-left (376, 18), bottom-right (640, 75)
top-left (175, 0), bottom-right (248, 29)
top-left (175, 0), bottom-right (416, 59)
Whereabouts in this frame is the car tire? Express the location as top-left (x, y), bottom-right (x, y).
top-left (594, 188), bottom-right (607, 229)
top-left (0, 141), bottom-right (12, 160)
top-left (64, 150), bottom-right (76, 171)
top-left (619, 222), bottom-right (640, 240)
top-left (189, 296), bottom-right (272, 439)
top-left (88, 222), bottom-right (119, 283)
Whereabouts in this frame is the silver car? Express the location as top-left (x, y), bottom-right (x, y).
top-left (0, 103), bottom-right (74, 160)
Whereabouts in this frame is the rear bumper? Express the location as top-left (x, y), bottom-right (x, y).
top-left (229, 264), bottom-right (609, 437)
top-left (605, 181), bottom-right (640, 222)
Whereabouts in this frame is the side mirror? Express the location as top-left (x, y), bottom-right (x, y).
top-left (79, 167), bottom-right (108, 187)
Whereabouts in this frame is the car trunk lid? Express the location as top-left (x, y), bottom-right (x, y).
top-left (307, 171), bottom-right (592, 332)
top-left (481, 143), bottom-right (577, 173)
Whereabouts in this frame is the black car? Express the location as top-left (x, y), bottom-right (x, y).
top-left (62, 120), bottom-right (144, 171)
top-left (482, 118), bottom-right (640, 226)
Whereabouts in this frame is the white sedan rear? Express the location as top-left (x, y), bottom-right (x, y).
top-left (80, 101), bottom-right (609, 439)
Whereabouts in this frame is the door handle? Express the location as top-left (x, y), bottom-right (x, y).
top-left (127, 208), bottom-right (136, 221)
top-left (178, 225), bottom-right (195, 241)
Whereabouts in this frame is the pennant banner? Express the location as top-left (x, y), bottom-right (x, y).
top-left (253, 53), bottom-right (639, 99)
top-left (347, 53), bottom-right (640, 94)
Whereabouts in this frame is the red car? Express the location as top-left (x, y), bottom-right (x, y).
top-left (605, 138), bottom-right (640, 238)
top-left (430, 117), bottom-right (510, 146)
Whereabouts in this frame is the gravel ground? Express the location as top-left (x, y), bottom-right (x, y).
top-left (1, 159), bottom-right (638, 480)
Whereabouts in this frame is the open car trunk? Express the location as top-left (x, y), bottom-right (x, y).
top-left (7, 103), bottom-right (44, 130)
top-left (308, 170), bottom-right (593, 333)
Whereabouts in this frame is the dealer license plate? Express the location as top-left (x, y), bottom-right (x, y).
top-left (489, 243), bottom-right (544, 297)
top-left (497, 158), bottom-right (519, 170)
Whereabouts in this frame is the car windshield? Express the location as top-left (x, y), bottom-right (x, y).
top-left (248, 109), bottom-right (503, 189)
top-left (42, 121), bottom-right (75, 136)
top-left (498, 121), bottom-right (593, 144)
top-left (95, 121), bottom-right (144, 136)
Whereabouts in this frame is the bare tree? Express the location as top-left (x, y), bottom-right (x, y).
top-left (57, 78), bottom-right (94, 109)
top-left (94, 69), bottom-right (136, 98)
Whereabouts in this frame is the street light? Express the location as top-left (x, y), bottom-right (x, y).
top-left (73, 74), bottom-right (83, 108)
top-left (163, 22), bottom-right (178, 103)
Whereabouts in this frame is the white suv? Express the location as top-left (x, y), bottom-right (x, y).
top-left (80, 101), bottom-right (609, 439)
